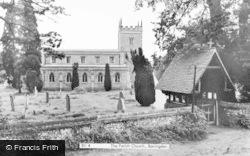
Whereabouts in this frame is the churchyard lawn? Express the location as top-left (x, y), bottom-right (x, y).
top-left (0, 84), bottom-right (154, 125)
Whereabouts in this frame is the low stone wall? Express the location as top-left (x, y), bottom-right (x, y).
top-left (219, 101), bottom-right (250, 127)
top-left (0, 107), bottom-right (192, 133)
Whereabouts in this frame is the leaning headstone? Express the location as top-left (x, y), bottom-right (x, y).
top-left (34, 86), bottom-right (38, 97)
top-left (119, 91), bottom-right (125, 99)
top-left (66, 94), bottom-right (70, 112)
top-left (10, 95), bottom-right (15, 112)
top-left (46, 92), bottom-right (49, 103)
top-left (33, 110), bottom-right (36, 115)
top-left (116, 98), bottom-right (125, 113)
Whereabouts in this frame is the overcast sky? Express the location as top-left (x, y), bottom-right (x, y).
top-left (0, 0), bottom-right (165, 59)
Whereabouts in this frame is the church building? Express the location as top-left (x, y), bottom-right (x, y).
top-left (41, 19), bottom-right (142, 91)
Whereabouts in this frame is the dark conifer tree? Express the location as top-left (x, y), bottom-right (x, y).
top-left (129, 48), bottom-right (155, 106)
top-left (71, 63), bottom-right (79, 90)
top-left (104, 63), bottom-right (112, 91)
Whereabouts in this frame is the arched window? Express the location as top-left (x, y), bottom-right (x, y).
top-left (115, 73), bottom-right (120, 82)
top-left (83, 73), bottom-right (88, 82)
top-left (49, 73), bottom-right (55, 82)
top-left (98, 73), bottom-right (103, 82)
top-left (67, 73), bottom-right (72, 82)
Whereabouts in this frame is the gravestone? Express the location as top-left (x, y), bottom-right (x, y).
top-left (46, 92), bottom-right (49, 103)
top-left (59, 73), bottom-right (63, 98)
top-left (119, 91), bottom-right (125, 99)
top-left (23, 94), bottom-right (29, 118)
top-left (34, 86), bottom-right (38, 97)
top-left (66, 94), bottom-right (70, 111)
top-left (116, 98), bottom-right (125, 113)
top-left (91, 73), bottom-right (95, 92)
top-left (10, 95), bottom-right (15, 112)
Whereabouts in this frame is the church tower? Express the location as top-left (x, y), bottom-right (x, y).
top-left (118, 19), bottom-right (142, 51)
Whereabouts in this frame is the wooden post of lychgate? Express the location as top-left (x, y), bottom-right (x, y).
top-left (215, 98), bottom-right (219, 126)
top-left (10, 95), bottom-right (15, 112)
top-left (192, 65), bottom-right (197, 113)
top-left (66, 94), bottom-right (70, 111)
top-left (46, 92), bottom-right (49, 103)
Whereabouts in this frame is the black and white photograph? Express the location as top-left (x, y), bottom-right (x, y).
top-left (0, 0), bottom-right (249, 156)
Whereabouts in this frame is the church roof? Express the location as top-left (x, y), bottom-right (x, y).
top-left (155, 47), bottom-right (234, 94)
top-left (58, 49), bottom-right (125, 55)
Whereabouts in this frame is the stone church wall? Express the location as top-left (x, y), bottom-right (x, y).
top-left (42, 67), bottom-right (131, 91)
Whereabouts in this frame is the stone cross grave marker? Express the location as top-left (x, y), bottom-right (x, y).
top-left (207, 39), bottom-right (214, 48)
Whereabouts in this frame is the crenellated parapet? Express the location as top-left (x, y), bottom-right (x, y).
top-left (118, 18), bottom-right (142, 32)
top-left (119, 25), bottom-right (142, 32)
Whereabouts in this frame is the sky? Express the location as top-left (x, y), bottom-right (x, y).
top-left (0, 0), bottom-right (166, 60)
top-left (35, 0), bottom-right (165, 60)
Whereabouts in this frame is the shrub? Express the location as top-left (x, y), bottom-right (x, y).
top-left (239, 114), bottom-right (250, 129)
top-left (35, 77), bottom-right (43, 92)
top-left (219, 102), bottom-right (250, 128)
top-left (104, 63), bottom-right (112, 91)
top-left (25, 69), bottom-right (37, 93)
top-left (71, 63), bottom-right (79, 90)
top-left (2, 109), bottom-right (208, 150)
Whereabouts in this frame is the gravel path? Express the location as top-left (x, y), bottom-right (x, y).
top-left (66, 126), bottom-right (250, 156)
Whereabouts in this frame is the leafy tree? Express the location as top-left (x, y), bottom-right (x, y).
top-left (104, 63), bottom-right (112, 91)
top-left (71, 63), bottom-right (79, 90)
top-left (135, 0), bottom-right (249, 84)
top-left (0, 0), bottom-right (65, 92)
top-left (128, 48), bottom-right (155, 106)
top-left (151, 52), bottom-right (162, 69)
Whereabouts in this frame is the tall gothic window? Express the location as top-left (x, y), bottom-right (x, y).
top-left (83, 73), bottom-right (88, 82)
top-left (129, 37), bottom-right (134, 45)
top-left (67, 73), bottom-right (72, 82)
top-left (98, 73), bottom-right (103, 82)
top-left (49, 73), bottom-right (55, 82)
top-left (115, 73), bottom-right (120, 82)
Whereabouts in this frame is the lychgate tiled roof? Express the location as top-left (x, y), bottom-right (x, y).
top-left (155, 47), bottom-right (234, 94)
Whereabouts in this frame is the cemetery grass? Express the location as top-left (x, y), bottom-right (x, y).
top-left (0, 84), bottom-right (154, 125)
